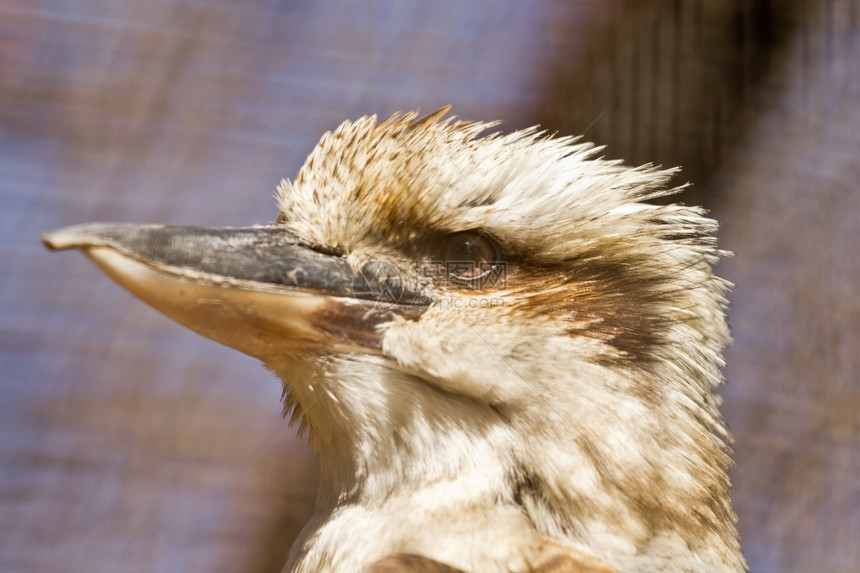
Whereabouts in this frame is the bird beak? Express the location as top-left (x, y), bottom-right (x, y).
top-left (42, 223), bottom-right (425, 359)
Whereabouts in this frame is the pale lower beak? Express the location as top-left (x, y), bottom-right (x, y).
top-left (43, 223), bottom-right (425, 359)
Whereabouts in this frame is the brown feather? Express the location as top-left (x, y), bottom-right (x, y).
top-left (368, 553), bottom-right (466, 573)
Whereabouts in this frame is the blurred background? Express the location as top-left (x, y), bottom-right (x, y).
top-left (1, 1), bottom-right (856, 572)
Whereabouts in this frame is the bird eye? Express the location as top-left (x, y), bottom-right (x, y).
top-left (442, 231), bottom-right (499, 285)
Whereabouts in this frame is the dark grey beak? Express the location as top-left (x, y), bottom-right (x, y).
top-left (43, 223), bottom-right (426, 359)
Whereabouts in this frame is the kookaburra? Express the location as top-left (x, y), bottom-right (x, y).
top-left (43, 108), bottom-right (746, 573)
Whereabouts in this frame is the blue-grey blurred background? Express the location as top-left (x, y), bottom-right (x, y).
top-left (1, 1), bottom-right (856, 572)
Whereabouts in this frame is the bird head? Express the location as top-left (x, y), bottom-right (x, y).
top-left (43, 108), bottom-right (744, 572)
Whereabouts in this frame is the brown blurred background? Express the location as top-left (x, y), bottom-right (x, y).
top-left (1, 1), bottom-right (857, 572)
